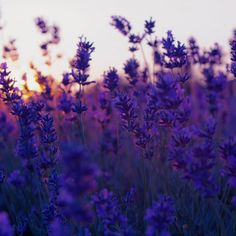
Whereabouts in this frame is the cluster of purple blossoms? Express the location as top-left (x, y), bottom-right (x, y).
top-left (58, 145), bottom-right (99, 224)
top-left (170, 118), bottom-right (219, 197)
top-left (145, 195), bottom-right (175, 236)
top-left (3, 39), bottom-right (19, 62)
top-left (230, 31), bottom-right (236, 77)
top-left (162, 31), bottom-right (187, 69)
top-left (220, 137), bottom-right (236, 205)
top-left (92, 189), bottom-right (133, 236)
top-left (144, 18), bottom-right (156, 35)
top-left (111, 16), bottom-right (132, 36)
top-left (35, 17), bottom-right (60, 58)
top-left (115, 92), bottom-right (138, 132)
top-left (202, 67), bottom-right (226, 115)
top-left (71, 37), bottom-right (95, 86)
top-left (1, 14), bottom-right (236, 236)
top-left (0, 111), bottom-right (13, 146)
top-left (70, 37), bottom-right (96, 116)
top-left (103, 67), bottom-right (120, 92)
top-left (58, 90), bottom-right (73, 114)
top-left (124, 58), bottom-right (140, 85)
top-left (0, 63), bottom-right (21, 103)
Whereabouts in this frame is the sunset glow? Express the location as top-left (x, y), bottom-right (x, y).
top-left (2, 0), bottom-right (236, 80)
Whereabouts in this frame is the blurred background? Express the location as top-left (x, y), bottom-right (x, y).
top-left (1, 0), bottom-right (236, 79)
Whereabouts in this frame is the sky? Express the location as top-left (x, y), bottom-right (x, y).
top-left (1, 0), bottom-right (236, 79)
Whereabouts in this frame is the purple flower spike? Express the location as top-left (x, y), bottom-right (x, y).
top-left (145, 195), bottom-right (175, 236)
top-left (111, 15), bottom-right (132, 36)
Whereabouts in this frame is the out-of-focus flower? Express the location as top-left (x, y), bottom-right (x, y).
top-left (58, 92), bottom-right (73, 114)
top-left (8, 170), bottom-right (25, 187)
top-left (144, 17), bottom-right (155, 35)
top-left (0, 212), bottom-right (14, 236)
top-left (0, 169), bottom-right (5, 184)
top-left (230, 32), bottom-right (236, 77)
top-left (35, 17), bottom-right (61, 58)
top-left (13, 102), bottom-right (38, 171)
top-left (220, 137), bottom-right (236, 204)
top-left (145, 195), bottom-right (175, 236)
top-left (40, 114), bottom-right (57, 145)
top-left (59, 144), bottom-right (99, 224)
top-left (203, 67), bottom-right (226, 115)
top-left (115, 92), bottom-right (138, 132)
top-left (72, 97), bottom-right (88, 114)
top-left (92, 189), bottom-right (133, 235)
top-left (62, 73), bottom-right (71, 86)
top-left (16, 213), bottom-right (28, 235)
top-left (49, 218), bottom-right (70, 236)
top-left (35, 17), bottom-right (49, 34)
top-left (124, 58), bottom-right (140, 85)
top-left (188, 37), bottom-right (200, 64)
top-left (3, 39), bottom-right (19, 62)
top-left (111, 15), bottom-right (132, 36)
top-left (103, 67), bottom-right (120, 92)
top-left (0, 111), bottom-right (14, 141)
top-left (187, 142), bottom-right (219, 197)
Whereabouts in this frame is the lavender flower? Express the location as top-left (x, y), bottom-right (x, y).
top-left (92, 189), bottom-right (132, 235)
top-left (62, 73), bottom-right (71, 86)
top-left (2, 13), bottom-right (236, 236)
top-left (35, 17), bottom-right (48, 34)
top-left (156, 72), bottom-right (183, 110)
top-left (124, 58), bottom-right (140, 85)
top-left (230, 32), bottom-right (236, 77)
top-left (0, 111), bottom-right (14, 141)
top-left (115, 92), bottom-right (138, 132)
top-left (203, 67), bottom-right (226, 115)
top-left (188, 37), bottom-right (200, 64)
top-left (72, 96), bottom-right (88, 114)
top-left (59, 145), bottom-right (99, 224)
top-left (220, 137), bottom-right (236, 204)
top-left (103, 67), bottom-right (120, 92)
top-left (70, 37), bottom-right (95, 118)
top-left (42, 203), bottom-right (57, 226)
top-left (49, 218), bottom-right (71, 236)
top-left (111, 16), bottom-right (132, 36)
top-left (58, 92), bottom-right (73, 114)
top-left (15, 213), bottom-right (28, 235)
top-left (35, 17), bottom-right (61, 58)
top-left (162, 31), bottom-right (187, 69)
top-left (40, 114), bottom-right (57, 145)
top-left (12, 103), bottom-right (38, 170)
top-left (0, 63), bottom-right (21, 103)
top-left (3, 39), bottom-right (19, 62)
top-left (0, 212), bottom-right (14, 236)
top-left (187, 142), bottom-right (219, 197)
top-left (208, 43), bottom-right (222, 65)
top-left (129, 33), bottom-right (142, 44)
top-left (72, 37), bottom-right (95, 74)
top-left (7, 170), bottom-right (25, 187)
top-left (144, 17), bottom-right (155, 35)
top-left (145, 195), bottom-right (175, 236)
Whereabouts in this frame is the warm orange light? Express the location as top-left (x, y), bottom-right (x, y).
top-left (7, 61), bottom-right (41, 92)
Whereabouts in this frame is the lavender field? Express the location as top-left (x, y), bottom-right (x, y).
top-left (1, 12), bottom-right (236, 236)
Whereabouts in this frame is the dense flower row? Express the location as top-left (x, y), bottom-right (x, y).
top-left (0, 16), bottom-right (236, 235)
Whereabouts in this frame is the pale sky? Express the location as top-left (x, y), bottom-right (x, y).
top-left (1, 0), bottom-right (236, 79)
